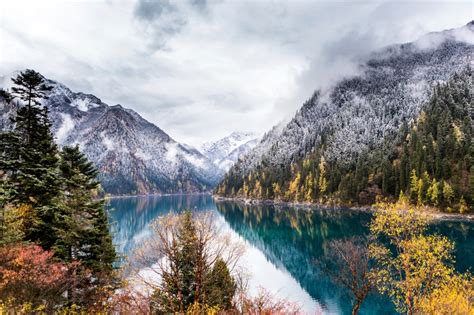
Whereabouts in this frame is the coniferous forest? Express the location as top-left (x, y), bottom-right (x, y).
top-left (216, 68), bottom-right (473, 213)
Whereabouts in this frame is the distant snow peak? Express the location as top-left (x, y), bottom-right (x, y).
top-left (201, 131), bottom-right (259, 171)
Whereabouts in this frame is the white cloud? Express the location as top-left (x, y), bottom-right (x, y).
top-left (0, 0), bottom-right (471, 146)
top-left (55, 113), bottom-right (74, 145)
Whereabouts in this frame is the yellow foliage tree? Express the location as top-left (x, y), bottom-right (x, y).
top-left (409, 169), bottom-right (418, 201)
top-left (287, 172), bottom-right (301, 201)
top-left (458, 196), bottom-right (468, 214)
top-left (253, 180), bottom-right (263, 199)
top-left (417, 273), bottom-right (474, 314)
top-left (304, 172), bottom-right (314, 202)
top-left (0, 204), bottom-right (30, 244)
top-left (272, 183), bottom-right (281, 200)
top-left (242, 181), bottom-right (249, 198)
top-left (369, 204), bottom-right (461, 315)
top-left (426, 178), bottom-right (439, 206)
top-left (318, 157), bottom-right (328, 195)
top-left (442, 180), bottom-right (454, 205)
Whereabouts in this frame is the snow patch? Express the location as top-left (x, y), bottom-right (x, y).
top-left (101, 132), bottom-right (116, 151)
top-left (72, 99), bottom-right (90, 112)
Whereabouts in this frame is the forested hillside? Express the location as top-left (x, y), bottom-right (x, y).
top-left (216, 68), bottom-right (473, 212)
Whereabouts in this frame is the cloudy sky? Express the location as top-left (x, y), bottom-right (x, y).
top-left (0, 0), bottom-right (471, 146)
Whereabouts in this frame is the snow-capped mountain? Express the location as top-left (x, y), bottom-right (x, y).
top-left (201, 132), bottom-right (259, 171)
top-left (225, 21), bottom-right (474, 179)
top-left (0, 74), bottom-right (223, 195)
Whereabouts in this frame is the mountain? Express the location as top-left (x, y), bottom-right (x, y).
top-left (201, 132), bottom-right (259, 171)
top-left (217, 22), bottom-right (474, 210)
top-left (0, 73), bottom-right (222, 195)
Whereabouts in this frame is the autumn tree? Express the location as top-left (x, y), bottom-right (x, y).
top-left (318, 237), bottom-right (374, 315)
top-left (417, 273), bottom-right (474, 314)
top-left (369, 202), bottom-right (463, 314)
top-left (318, 156), bottom-right (328, 195)
top-left (0, 243), bottom-right (73, 312)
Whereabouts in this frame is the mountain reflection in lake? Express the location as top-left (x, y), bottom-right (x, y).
top-left (107, 194), bottom-right (474, 315)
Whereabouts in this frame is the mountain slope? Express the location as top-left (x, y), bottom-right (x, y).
top-left (0, 74), bottom-right (222, 195)
top-left (201, 132), bottom-right (259, 171)
top-left (217, 22), bottom-right (474, 209)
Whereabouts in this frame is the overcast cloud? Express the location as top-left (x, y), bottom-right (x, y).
top-left (0, 0), bottom-right (471, 145)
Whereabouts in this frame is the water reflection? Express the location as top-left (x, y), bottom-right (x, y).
top-left (215, 202), bottom-right (392, 315)
top-left (108, 194), bottom-right (215, 255)
top-left (107, 194), bottom-right (474, 315)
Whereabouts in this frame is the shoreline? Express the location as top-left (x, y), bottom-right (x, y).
top-left (103, 192), bottom-right (473, 222)
top-left (212, 195), bottom-right (474, 222)
top-left (104, 191), bottom-right (213, 200)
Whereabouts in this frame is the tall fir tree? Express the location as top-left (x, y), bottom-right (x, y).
top-left (0, 70), bottom-right (60, 248)
top-left (55, 145), bottom-right (116, 305)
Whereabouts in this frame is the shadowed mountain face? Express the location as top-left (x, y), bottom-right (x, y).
top-left (0, 74), bottom-right (223, 195)
top-left (225, 22), bottom-right (474, 177)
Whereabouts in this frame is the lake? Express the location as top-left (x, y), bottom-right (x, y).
top-left (107, 194), bottom-right (474, 314)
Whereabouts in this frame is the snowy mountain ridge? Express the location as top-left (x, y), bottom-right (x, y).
top-left (200, 131), bottom-right (259, 171)
top-left (0, 74), bottom-right (223, 195)
top-left (225, 21), bottom-right (474, 178)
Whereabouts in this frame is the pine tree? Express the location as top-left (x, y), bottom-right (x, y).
top-left (205, 258), bottom-right (236, 310)
top-left (1, 69), bottom-right (60, 249)
top-left (55, 146), bottom-right (116, 272)
top-left (51, 146), bottom-right (116, 306)
top-left (154, 211), bottom-right (199, 311)
top-left (409, 169), bottom-right (418, 203)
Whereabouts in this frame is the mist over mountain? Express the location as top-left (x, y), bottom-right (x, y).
top-left (228, 22), bottom-right (473, 174)
top-left (217, 21), bottom-right (473, 207)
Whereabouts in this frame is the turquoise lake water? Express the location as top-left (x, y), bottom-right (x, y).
top-left (107, 194), bottom-right (474, 314)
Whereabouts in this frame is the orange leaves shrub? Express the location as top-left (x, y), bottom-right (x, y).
top-left (0, 243), bottom-right (72, 310)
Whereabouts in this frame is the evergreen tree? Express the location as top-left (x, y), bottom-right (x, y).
top-left (54, 146), bottom-right (116, 305)
top-left (55, 146), bottom-right (116, 272)
top-left (154, 211), bottom-right (199, 312)
top-left (205, 258), bottom-right (236, 309)
top-left (1, 69), bottom-right (60, 248)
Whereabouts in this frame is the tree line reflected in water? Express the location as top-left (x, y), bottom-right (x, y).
top-left (215, 201), bottom-right (393, 314)
top-left (107, 195), bottom-right (474, 314)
